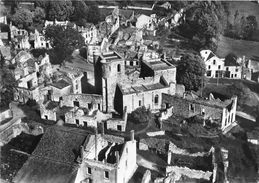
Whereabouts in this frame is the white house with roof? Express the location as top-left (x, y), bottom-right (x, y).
top-left (201, 50), bottom-right (243, 79)
top-left (200, 50), bottom-right (225, 78)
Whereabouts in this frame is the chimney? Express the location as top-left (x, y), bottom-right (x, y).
top-left (115, 151), bottom-right (120, 163)
top-left (93, 52), bottom-right (99, 65)
top-left (101, 122), bottom-right (105, 136)
top-left (130, 130), bottom-right (134, 141)
top-left (122, 106), bottom-right (128, 122)
top-left (163, 52), bottom-right (166, 60)
top-left (80, 145), bottom-right (84, 159)
top-left (95, 128), bottom-right (98, 161)
top-left (167, 151), bottom-right (172, 165)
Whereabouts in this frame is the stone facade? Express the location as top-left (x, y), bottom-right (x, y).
top-left (60, 94), bottom-right (103, 110)
top-left (12, 51), bottom-right (53, 103)
top-left (75, 131), bottom-right (137, 183)
top-left (162, 93), bottom-right (237, 131)
top-left (106, 107), bottom-right (128, 131)
top-left (94, 51), bottom-right (178, 114)
top-left (78, 24), bottom-right (98, 44)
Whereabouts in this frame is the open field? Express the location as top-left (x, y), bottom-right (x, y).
top-left (216, 35), bottom-right (259, 60)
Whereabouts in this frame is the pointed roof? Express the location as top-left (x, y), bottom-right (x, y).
top-left (206, 52), bottom-right (216, 62)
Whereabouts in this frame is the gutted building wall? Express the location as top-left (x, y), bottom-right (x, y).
top-left (60, 94), bottom-right (102, 111)
top-left (122, 87), bottom-right (170, 113)
top-left (162, 94), bottom-right (223, 121)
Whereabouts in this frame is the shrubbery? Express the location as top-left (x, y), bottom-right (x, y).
top-left (128, 106), bottom-right (152, 124)
top-left (26, 99), bottom-right (38, 107)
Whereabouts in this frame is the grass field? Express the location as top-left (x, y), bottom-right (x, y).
top-left (216, 35), bottom-right (259, 60)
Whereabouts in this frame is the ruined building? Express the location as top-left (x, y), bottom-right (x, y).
top-left (75, 130), bottom-right (137, 183)
top-left (94, 51), bottom-right (181, 114)
top-left (162, 93), bottom-right (238, 131)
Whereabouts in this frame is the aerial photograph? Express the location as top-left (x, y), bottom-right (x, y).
top-left (0, 0), bottom-right (259, 182)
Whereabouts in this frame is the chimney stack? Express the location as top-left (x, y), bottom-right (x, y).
top-left (167, 151), bottom-right (172, 165)
top-left (80, 145), bottom-right (84, 159)
top-left (95, 128), bottom-right (98, 161)
top-left (130, 130), bottom-right (134, 141)
top-left (101, 122), bottom-right (105, 136)
top-left (122, 106), bottom-right (128, 122)
top-left (115, 151), bottom-right (120, 163)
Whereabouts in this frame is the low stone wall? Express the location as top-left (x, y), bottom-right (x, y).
top-left (0, 109), bottom-right (12, 121)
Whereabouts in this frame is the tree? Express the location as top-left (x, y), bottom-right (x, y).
top-left (241, 15), bottom-right (258, 39)
top-left (86, 5), bottom-right (101, 25)
top-left (44, 25), bottom-right (85, 64)
top-left (176, 53), bottom-right (206, 91)
top-left (128, 106), bottom-right (152, 124)
top-left (178, 1), bottom-right (224, 52)
top-left (0, 66), bottom-right (17, 109)
top-left (33, 7), bottom-right (46, 32)
top-left (35, 0), bottom-right (74, 21)
top-left (70, 0), bottom-right (89, 26)
top-left (11, 7), bottom-right (34, 30)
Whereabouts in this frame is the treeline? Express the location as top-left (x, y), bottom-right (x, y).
top-left (2, 0), bottom-right (101, 32)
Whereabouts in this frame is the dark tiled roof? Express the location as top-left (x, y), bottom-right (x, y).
top-left (225, 54), bottom-right (240, 66)
top-left (206, 52), bottom-right (216, 62)
top-left (51, 79), bottom-right (71, 89)
top-left (13, 156), bottom-right (77, 183)
top-left (32, 126), bottom-right (88, 163)
top-left (14, 126), bottom-right (88, 183)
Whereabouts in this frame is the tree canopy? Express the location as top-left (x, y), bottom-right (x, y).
top-left (86, 5), bottom-right (101, 25)
top-left (35, 0), bottom-right (74, 21)
top-left (0, 66), bottom-right (17, 109)
top-left (10, 7), bottom-right (46, 32)
top-left (70, 0), bottom-right (89, 26)
top-left (176, 53), bottom-right (206, 91)
top-left (32, 7), bottom-right (46, 32)
top-left (11, 8), bottom-right (34, 30)
top-left (44, 25), bottom-right (85, 64)
top-left (178, 1), bottom-right (224, 52)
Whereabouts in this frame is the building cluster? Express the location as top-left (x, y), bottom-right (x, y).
top-left (200, 49), bottom-right (259, 82)
top-left (0, 3), bottom-right (250, 183)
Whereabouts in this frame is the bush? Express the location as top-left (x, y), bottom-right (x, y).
top-left (128, 106), bottom-right (152, 124)
top-left (26, 99), bottom-right (38, 107)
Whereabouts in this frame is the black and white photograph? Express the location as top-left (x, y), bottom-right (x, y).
top-left (0, 0), bottom-right (259, 182)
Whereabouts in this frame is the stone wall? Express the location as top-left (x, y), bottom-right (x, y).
top-left (106, 109), bottom-right (127, 131)
top-left (51, 85), bottom-right (72, 102)
top-left (40, 108), bottom-right (57, 121)
top-left (0, 109), bottom-right (12, 120)
top-left (15, 86), bottom-right (41, 103)
top-left (116, 140), bottom-right (137, 183)
top-left (61, 94), bottom-right (102, 111)
top-left (162, 94), bottom-right (223, 122)
top-left (122, 87), bottom-right (170, 113)
top-left (18, 72), bottom-right (38, 89)
top-left (65, 110), bottom-right (98, 128)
